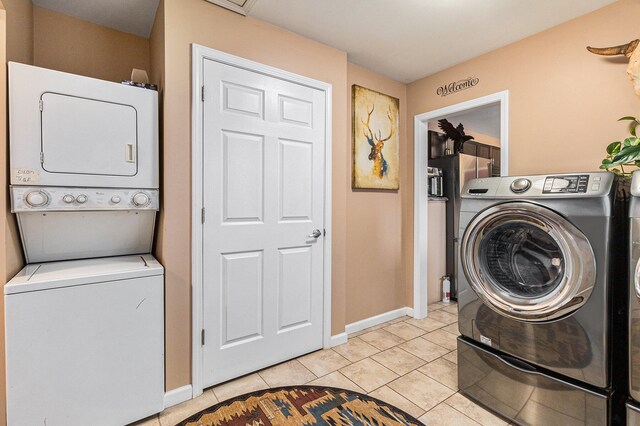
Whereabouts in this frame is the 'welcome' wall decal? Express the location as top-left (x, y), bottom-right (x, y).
top-left (437, 77), bottom-right (479, 96)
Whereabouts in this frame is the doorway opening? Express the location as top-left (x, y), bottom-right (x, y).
top-left (412, 91), bottom-right (509, 319)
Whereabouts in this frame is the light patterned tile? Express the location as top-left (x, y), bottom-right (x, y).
top-left (130, 415), bottom-right (160, 426)
top-left (428, 309), bottom-right (458, 325)
top-left (308, 371), bottom-right (365, 393)
top-left (442, 303), bottom-right (459, 315)
top-left (399, 337), bottom-right (450, 362)
top-left (443, 350), bottom-right (458, 364)
top-left (384, 322), bottom-right (426, 340)
top-left (445, 393), bottom-right (509, 425)
top-left (333, 337), bottom-right (380, 362)
top-left (388, 370), bottom-right (455, 411)
top-left (359, 329), bottom-right (405, 350)
top-left (404, 316), bottom-right (447, 332)
top-left (212, 373), bottom-right (267, 402)
top-left (369, 386), bottom-right (426, 419)
top-left (340, 358), bottom-right (399, 393)
top-left (428, 302), bottom-right (447, 311)
top-left (418, 357), bottom-right (458, 391)
top-left (298, 349), bottom-right (351, 377)
top-left (390, 316), bottom-right (410, 324)
top-left (424, 329), bottom-right (458, 351)
top-left (371, 346), bottom-right (426, 376)
top-left (418, 402), bottom-right (480, 426)
top-left (258, 359), bottom-right (316, 387)
top-left (442, 322), bottom-right (459, 335)
top-left (159, 390), bottom-right (218, 426)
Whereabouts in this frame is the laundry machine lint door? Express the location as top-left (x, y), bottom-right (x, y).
top-left (40, 93), bottom-right (137, 177)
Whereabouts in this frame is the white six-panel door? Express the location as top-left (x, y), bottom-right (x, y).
top-left (201, 59), bottom-right (326, 387)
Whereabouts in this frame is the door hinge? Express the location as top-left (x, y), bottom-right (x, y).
top-left (38, 100), bottom-right (43, 111)
top-left (201, 329), bottom-right (205, 346)
top-left (323, 228), bottom-right (326, 236)
top-left (39, 152), bottom-right (44, 164)
top-left (201, 207), bottom-right (206, 224)
top-left (201, 86), bottom-right (205, 102)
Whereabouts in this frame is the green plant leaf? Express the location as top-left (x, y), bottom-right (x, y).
top-left (623, 137), bottom-right (640, 147)
top-left (610, 144), bottom-right (640, 166)
top-left (619, 116), bottom-right (638, 121)
top-left (632, 124), bottom-right (637, 137)
top-left (606, 142), bottom-right (621, 155)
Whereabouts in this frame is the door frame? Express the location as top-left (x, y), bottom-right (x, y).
top-left (412, 90), bottom-right (509, 319)
top-left (190, 44), bottom-right (333, 397)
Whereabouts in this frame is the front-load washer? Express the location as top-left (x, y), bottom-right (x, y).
top-left (456, 172), bottom-right (628, 425)
top-left (9, 62), bottom-right (158, 189)
top-left (4, 254), bottom-right (164, 426)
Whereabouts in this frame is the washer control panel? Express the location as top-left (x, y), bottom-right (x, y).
top-left (11, 186), bottom-right (159, 212)
top-left (542, 175), bottom-right (589, 194)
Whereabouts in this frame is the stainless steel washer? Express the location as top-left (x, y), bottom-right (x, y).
top-left (457, 172), bottom-right (627, 425)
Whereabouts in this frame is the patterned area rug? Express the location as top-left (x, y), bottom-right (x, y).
top-left (177, 385), bottom-right (423, 425)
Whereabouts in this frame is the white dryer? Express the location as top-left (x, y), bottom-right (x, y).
top-left (9, 62), bottom-right (158, 189)
top-left (8, 63), bottom-right (160, 262)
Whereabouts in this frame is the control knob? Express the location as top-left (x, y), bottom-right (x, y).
top-left (132, 192), bottom-right (150, 207)
top-left (62, 194), bottom-right (75, 204)
top-left (510, 178), bottom-right (531, 193)
top-left (24, 190), bottom-right (49, 207)
top-left (76, 194), bottom-right (88, 204)
top-left (111, 195), bottom-right (121, 204)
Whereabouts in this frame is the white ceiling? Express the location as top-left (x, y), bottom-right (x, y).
top-left (248, 0), bottom-right (618, 83)
top-left (32, 0), bottom-right (160, 38)
top-left (446, 104), bottom-right (501, 138)
top-left (31, 0), bottom-right (617, 82)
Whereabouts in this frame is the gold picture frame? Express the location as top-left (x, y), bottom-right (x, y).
top-left (352, 85), bottom-right (400, 190)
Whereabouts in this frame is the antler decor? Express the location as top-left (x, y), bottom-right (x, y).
top-left (587, 39), bottom-right (640, 95)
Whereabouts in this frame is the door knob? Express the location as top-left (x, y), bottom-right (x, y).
top-left (308, 229), bottom-right (322, 239)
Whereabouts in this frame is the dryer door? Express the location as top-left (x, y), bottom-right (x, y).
top-left (40, 93), bottom-right (138, 177)
top-left (461, 202), bottom-right (596, 321)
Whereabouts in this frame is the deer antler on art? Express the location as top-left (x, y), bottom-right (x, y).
top-left (587, 39), bottom-right (640, 95)
top-left (361, 105), bottom-right (395, 178)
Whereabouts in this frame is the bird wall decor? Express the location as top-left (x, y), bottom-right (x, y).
top-left (437, 119), bottom-right (474, 154)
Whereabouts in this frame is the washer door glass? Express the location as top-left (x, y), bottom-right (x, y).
top-left (479, 221), bottom-right (565, 299)
top-left (461, 202), bottom-right (596, 321)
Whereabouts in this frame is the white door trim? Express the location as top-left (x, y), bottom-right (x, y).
top-left (190, 44), bottom-right (333, 397)
top-left (412, 90), bottom-right (509, 319)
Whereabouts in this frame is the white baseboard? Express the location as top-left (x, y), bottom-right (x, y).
top-left (345, 307), bottom-right (414, 336)
top-left (328, 332), bottom-right (348, 347)
top-left (164, 384), bottom-right (193, 409)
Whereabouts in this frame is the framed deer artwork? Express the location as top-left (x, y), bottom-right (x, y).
top-left (352, 85), bottom-right (400, 190)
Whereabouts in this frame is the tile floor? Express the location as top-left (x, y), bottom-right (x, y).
top-left (132, 301), bottom-right (510, 425)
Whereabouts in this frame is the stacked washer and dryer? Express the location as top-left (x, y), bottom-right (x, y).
top-left (456, 172), bottom-right (628, 425)
top-left (5, 63), bottom-right (164, 425)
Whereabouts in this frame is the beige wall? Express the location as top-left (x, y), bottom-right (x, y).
top-left (346, 62), bottom-right (408, 324)
top-left (161, 0), bottom-right (349, 390)
top-left (3, 0), bottom-right (31, 64)
top-left (403, 0), bottom-right (640, 304)
top-left (33, 6), bottom-right (150, 82)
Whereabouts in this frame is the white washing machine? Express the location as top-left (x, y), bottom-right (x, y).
top-left (4, 255), bottom-right (164, 426)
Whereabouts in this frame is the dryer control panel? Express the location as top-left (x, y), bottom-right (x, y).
top-left (10, 186), bottom-right (159, 212)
